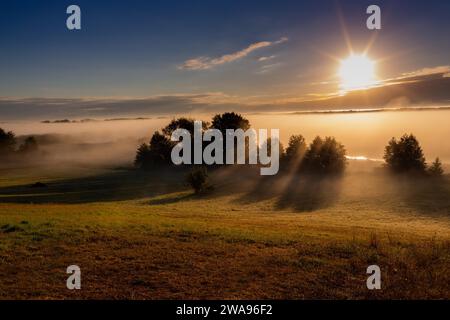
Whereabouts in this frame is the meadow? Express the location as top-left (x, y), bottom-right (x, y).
top-left (2, 0), bottom-right (449, 302)
top-left (0, 162), bottom-right (449, 299)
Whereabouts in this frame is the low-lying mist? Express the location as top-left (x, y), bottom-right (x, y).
top-left (2, 109), bottom-right (450, 170)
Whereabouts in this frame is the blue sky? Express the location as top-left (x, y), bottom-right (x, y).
top-left (0, 0), bottom-right (449, 118)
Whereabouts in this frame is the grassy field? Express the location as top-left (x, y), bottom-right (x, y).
top-left (0, 164), bottom-right (449, 299)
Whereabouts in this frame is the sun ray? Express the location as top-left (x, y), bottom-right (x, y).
top-left (336, 3), bottom-right (353, 54)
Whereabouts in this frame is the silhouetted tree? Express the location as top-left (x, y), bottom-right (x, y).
top-left (149, 131), bottom-right (173, 163)
top-left (302, 136), bottom-right (347, 175)
top-left (162, 117), bottom-right (209, 136)
top-left (0, 128), bottom-right (16, 156)
top-left (428, 157), bottom-right (444, 177)
top-left (134, 143), bottom-right (152, 168)
top-left (134, 131), bottom-right (173, 168)
top-left (211, 112), bottom-right (250, 132)
top-left (18, 136), bottom-right (38, 154)
top-left (211, 112), bottom-right (251, 164)
top-left (284, 134), bottom-right (306, 166)
top-left (261, 137), bottom-right (284, 158)
top-left (186, 166), bottom-right (209, 194)
top-left (163, 117), bottom-right (209, 164)
top-left (384, 134), bottom-right (427, 173)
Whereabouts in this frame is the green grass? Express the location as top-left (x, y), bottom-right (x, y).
top-left (0, 165), bottom-right (449, 299)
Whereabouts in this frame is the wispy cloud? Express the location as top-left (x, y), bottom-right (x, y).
top-left (381, 65), bottom-right (450, 85)
top-left (258, 55), bottom-right (276, 62)
top-left (178, 37), bottom-right (288, 70)
top-left (256, 63), bottom-right (282, 74)
top-left (3, 64), bottom-right (449, 121)
top-left (400, 65), bottom-right (450, 78)
top-left (0, 94), bottom-right (240, 120)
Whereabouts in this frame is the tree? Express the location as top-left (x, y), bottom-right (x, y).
top-left (186, 166), bottom-right (209, 194)
top-left (148, 131), bottom-right (173, 163)
top-left (0, 128), bottom-right (16, 156)
top-left (302, 136), bottom-right (347, 175)
top-left (210, 112), bottom-right (250, 133)
top-left (384, 134), bottom-right (427, 173)
top-left (134, 143), bottom-right (151, 168)
top-left (428, 157), bottom-right (444, 177)
top-left (135, 117), bottom-right (210, 169)
top-left (18, 136), bottom-right (38, 154)
top-left (261, 137), bottom-right (284, 159)
top-left (211, 112), bottom-right (251, 164)
top-left (163, 117), bottom-right (209, 164)
top-left (162, 117), bottom-right (208, 136)
top-left (134, 131), bottom-right (173, 168)
top-left (284, 134), bottom-right (306, 165)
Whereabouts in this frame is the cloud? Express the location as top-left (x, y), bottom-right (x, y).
top-left (0, 94), bottom-right (243, 120)
top-left (178, 37), bottom-right (288, 70)
top-left (258, 55), bottom-right (276, 62)
top-left (293, 68), bottom-right (450, 111)
top-left (382, 65), bottom-right (450, 85)
top-left (255, 63), bottom-right (282, 74)
top-left (400, 65), bottom-right (450, 78)
top-left (2, 64), bottom-right (449, 121)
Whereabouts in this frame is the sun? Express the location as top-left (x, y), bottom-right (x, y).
top-left (339, 54), bottom-right (377, 92)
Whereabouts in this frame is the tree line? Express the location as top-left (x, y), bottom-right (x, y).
top-left (135, 112), bottom-right (348, 176)
top-left (1, 113), bottom-right (444, 190)
top-left (135, 112), bottom-right (444, 180)
top-left (0, 128), bottom-right (39, 160)
top-left (384, 133), bottom-right (443, 177)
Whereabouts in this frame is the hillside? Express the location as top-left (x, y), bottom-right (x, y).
top-left (0, 164), bottom-right (449, 299)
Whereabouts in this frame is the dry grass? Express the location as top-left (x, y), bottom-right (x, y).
top-left (0, 165), bottom-right (449, 299)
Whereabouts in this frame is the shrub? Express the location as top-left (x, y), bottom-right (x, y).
top-left (186, 166), bottom-right (209, 194)
top-left (384, 134), bottom-right (427, 173)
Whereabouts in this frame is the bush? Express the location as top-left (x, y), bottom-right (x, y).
top-left (186, 166), bottom-right (209, 194)
top-left (428, 157), bottom-right (444, 177)
top-left (302, 136), bottom-right (347, 175)
top-left (384, 134), bottom-right (427, 173)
